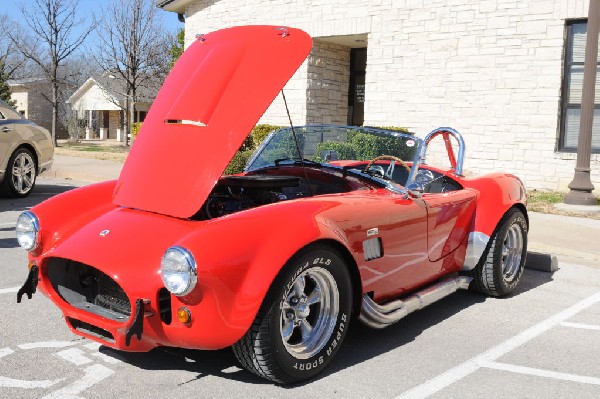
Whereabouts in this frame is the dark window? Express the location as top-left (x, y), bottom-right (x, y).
top-left (348, 48), bottom-right (367, 126)
top-left (560, 20), bottom-right (600, 152)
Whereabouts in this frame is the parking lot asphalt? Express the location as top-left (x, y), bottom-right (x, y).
top-left (0, 170), bottom-right (597, 398)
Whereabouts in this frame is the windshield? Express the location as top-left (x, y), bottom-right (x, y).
top-left (245, 125), bottom-right (423, 186)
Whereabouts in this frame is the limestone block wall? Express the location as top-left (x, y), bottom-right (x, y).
top-left (306, 40), bottom-right (350, 125)
top-left (182, 0), bottom-right (600, 192)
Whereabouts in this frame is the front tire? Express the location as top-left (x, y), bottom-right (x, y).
top-left (1, 148), bottom-right (37, 198)
top-left (468, 208), bottom-right (528, 297)
top-left (232, 245), bottom-right (353, 384)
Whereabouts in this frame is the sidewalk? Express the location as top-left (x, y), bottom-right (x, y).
top-left (40, 154), bottom-right (600, 268)
top-left (41, 154), bottom-right (124, 183)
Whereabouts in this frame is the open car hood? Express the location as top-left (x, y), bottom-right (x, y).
top-left (113, 26), bottom-right (312, 218)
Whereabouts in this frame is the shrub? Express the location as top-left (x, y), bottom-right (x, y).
top-left (131, 122), bottom-right (143, 140)
top-left (251, 124), bottom-right (281, 147)
top-left (224, 124), bottom-right (282, 174)
top-left (224, 150), bottom-right (253, 175)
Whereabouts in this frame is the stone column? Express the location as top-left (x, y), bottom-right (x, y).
top-left (85, 110), bottom-right (92, 140)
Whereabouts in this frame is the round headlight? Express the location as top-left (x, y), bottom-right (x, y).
top-left (160, 246), bottom-right (197, 296)
top-left (16, 211), bottom-right (40, 252)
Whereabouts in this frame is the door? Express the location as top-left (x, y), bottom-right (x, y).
top-left (422, 189), bottom-right (478, 262)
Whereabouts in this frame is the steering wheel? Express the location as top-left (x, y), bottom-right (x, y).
top-left (363, 155), bottom-right (410, 180)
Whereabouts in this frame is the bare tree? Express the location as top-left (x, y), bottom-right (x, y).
top-left (94, 0), bottom-right (171, 146)
top-left (6, 0), bottom-right (95, 146)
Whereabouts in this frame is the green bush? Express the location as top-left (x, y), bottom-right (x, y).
top-left (224, 150), bottom-right (253, 175)
top-left (251, 124), bottom-right (281, 148)
top-left (131, 122), bottom-right (143, 140)
top-left (314, 127), bottom-right (415, 162)
top-left (224, 124), bottom-right (282, 174)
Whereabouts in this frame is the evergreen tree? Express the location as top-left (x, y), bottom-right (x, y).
top-left (0, 62), bottom-right (16, 107)
top-left (169, 28), bottom-right (185, 70)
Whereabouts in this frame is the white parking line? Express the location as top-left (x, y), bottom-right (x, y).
top-left (397, 291), bottom-right (600, 399)
top-left (0, 376), bottom-right (64, 389)
top-left (55, 348), bottom-right (93, 366)
top-left (41, 364), bottom-right (114, 399)
top-left (560, 321), bottom-right (600, 331)
top-left (18, 341), bottom-right (80, 350)
top-left (0, 348), bottom-right (14, 359)
top-left (481, 361), bottom-right (600, 386)
top-left (0, 287), bottom-right (19, 295)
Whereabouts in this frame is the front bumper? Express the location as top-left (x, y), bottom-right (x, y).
top-left (23, 256), bottom-right (245, 352)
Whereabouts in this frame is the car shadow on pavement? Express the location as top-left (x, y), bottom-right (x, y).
top-left (0, 183), bottom-right (78, 212)
top-left (101, 345), bottom-right (268, 385)
top-left (97, 269), bottom-right (554, 387)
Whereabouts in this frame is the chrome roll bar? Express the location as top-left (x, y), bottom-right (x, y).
top-left (419, 127), bottom-right (465, 176)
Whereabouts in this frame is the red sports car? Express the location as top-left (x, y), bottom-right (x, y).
top-left (15, 25), bottom-right (528, 384)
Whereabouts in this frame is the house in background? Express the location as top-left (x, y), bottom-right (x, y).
top-left (66, 72), bottom-right (157, 141)
top-left (158, 0), bottom-right (600, 194)
top-left (8, 77), bottom-right (68, 139)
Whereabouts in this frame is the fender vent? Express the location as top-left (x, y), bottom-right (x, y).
top-left (363, 237), bottom-right (383, 261)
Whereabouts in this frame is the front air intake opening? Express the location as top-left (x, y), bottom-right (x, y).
top-left (68, 318), bottom-right (115, 343)
top-left (47, 258), bottom-right (131, 322)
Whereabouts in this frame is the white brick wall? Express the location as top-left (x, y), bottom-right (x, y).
top-left (182, 0), bottom-right (600, 193)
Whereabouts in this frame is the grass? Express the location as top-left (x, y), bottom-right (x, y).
top-left (527, 190), bottom-right (600, 219)
top-left (54, 142), bottom-right (129, 162)
top-left (58, 143), bottom-right (129, 153)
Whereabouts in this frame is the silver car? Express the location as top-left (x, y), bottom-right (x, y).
top-left (0, 99), bottom-right (53, 197)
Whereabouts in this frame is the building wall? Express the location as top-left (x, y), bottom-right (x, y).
top-left (11, 91), bottom-right (28, 117)
top-left (307, 40), bottom-right (351, 124)
top-left (72, 83), bottom-right (122, 118)
top-left (183, 0), bottom-right (600, 193)
top-left (10, 82), bottom-right (69, 138)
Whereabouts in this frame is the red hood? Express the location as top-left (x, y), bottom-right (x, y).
top-left (113, 26), bottom-right (312, 218)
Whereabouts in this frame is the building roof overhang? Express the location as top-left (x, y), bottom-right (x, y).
top-left (156, 0), bottom-right (195, 13)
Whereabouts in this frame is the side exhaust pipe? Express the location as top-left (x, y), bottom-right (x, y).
top-left (359, 276), bottom-right (472, 329)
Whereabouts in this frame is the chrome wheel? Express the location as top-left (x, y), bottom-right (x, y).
top-left (280, 267), bottom-right (339, 359)
top-left (501, 223), bottom-right (524, 283)
top-left (11, 151), bottom-right (36, 195)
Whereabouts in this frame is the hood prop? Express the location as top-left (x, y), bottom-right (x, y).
top-left (281, 90), bottom-right (314, 197)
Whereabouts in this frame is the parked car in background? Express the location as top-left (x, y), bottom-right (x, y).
top-left (0, 98), bottom-right (53, 197)
top-left (15, 26), bottom-right (528, 384)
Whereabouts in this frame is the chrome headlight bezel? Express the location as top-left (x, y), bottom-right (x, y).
top-left (160, 246), bottom-right (197, 296)
top-left (16, 211), bottom-right (40, 252)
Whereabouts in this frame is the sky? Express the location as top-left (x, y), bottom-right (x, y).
top-left (1, 0), bottom-right (184, 55)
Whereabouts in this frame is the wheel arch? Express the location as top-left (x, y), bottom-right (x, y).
top-left (310, 238), bottom-right (363, 317)
top-left (462, 173), bottom-right (528, 270)
top-left (15, 143), bottom-right (39, 168)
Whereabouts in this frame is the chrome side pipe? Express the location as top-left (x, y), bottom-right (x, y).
top-left (359, 276), bottom-right (472, 329)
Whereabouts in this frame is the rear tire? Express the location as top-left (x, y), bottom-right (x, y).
top-left (467, 208), bottom-right (528, 297)
top-left (232, 245), bottom-right (352, 384)
top-left (1, 148), bottom-right (37, 198)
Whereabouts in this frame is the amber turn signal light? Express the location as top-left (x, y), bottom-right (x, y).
top-left (176, 307), bottom-right (192, 324)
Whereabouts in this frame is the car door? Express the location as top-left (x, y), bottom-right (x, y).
top-left (422, 188), bottom-right (478, 262)
top-left (0, 112), bottom-right (14, 171)
top-left (339, 189), bottom-right (433, 302)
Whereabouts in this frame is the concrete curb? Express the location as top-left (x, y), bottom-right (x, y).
top-left (525, 251), bottom-right (559, 273)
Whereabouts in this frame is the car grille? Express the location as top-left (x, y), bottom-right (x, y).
top-left (47, 258), bottom-right (131, 321)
